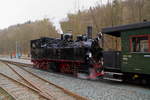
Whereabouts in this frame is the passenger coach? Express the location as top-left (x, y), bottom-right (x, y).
top-left (102, 21), bottom-right (150, 84)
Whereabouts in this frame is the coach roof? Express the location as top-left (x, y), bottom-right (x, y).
top-left (101, 21), bottom-right (150, 37)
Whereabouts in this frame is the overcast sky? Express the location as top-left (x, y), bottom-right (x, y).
top-left (0, 0), bottom-right (107, 32)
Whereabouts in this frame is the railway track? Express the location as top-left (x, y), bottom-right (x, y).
top-left (0, 73), bottom-right (48, 100)
top-left (0, 59), bottom-right (33, 67)
top-left (0, 87), bottom-right (14, 100)
top-left (0, 60), bottom-right (88, 100)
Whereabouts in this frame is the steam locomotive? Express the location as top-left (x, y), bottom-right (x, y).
top-left (31, 26), bottom-right (104, 79)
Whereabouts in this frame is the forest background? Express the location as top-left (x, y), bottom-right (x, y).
top-left (0, 0), bottom-right (149, 55)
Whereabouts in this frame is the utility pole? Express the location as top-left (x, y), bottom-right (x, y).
top-left (16, 41), bottom-right (21, 58)
top-left (16, 41), bottom-right (18, 58)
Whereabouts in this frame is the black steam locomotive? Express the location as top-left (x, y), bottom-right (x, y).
top-left (31, 27), bottom-right (104, 79)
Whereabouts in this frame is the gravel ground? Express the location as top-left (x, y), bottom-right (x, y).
top-left (24, 67), bottom-right (150, 100)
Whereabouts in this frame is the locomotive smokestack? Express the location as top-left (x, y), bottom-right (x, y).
top-left (87, 26), bottom-right (92, 39)
top-left (61, 34), bottom-right (63, 40)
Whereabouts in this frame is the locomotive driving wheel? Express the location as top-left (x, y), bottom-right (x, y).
top-left (59, 63), bottom-right (71, 73)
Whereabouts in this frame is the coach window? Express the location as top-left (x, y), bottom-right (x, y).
top-left (130, 36), bottom-right (149, 52)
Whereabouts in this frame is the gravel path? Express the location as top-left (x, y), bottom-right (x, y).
top-left (24, 67), bottom-right (150, 100)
